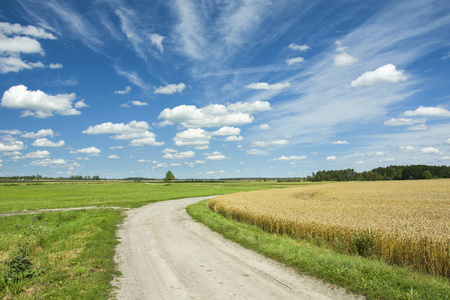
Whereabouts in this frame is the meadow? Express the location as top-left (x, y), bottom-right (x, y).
top-left (208, 180), bottom-right (450, 277)
top-left (0, 180), bottom-right (302, 299)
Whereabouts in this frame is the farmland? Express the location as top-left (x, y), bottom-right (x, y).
top-left (208, 179), bottom-right (450, 277)
top-left (0, 180), bottom-right (303, 299)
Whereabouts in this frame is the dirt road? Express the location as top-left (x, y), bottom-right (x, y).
top-left (112, 196), bottom-right (361, 299)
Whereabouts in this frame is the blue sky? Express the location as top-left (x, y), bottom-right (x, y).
top-left (0, 0), bottom-right (449, 179)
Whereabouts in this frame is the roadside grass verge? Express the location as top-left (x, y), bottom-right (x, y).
top-left (187, 199), bottom-right (450, 300)
top-left (0, 209), bottom-right (124, 299)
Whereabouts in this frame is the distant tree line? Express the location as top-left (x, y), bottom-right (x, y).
top-left (306, 165), bottom-right (450, 182)
top-left (1, 175), bottom-right (101, 181)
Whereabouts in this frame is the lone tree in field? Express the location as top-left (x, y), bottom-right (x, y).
top-left (164, 171), bottom-right (175, 185)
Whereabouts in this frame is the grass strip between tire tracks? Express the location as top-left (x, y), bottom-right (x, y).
top-left (186, 199), bottom-right (450, 300)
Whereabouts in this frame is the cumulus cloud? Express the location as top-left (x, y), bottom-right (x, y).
top-left (75, 99), bottom-right (89, 109)
top-left (162, 150), bottom-right (195, 159)
top-left (407, 123), bottom-right (428, 131)
top-left (31, 138), bottom-right (65, 147)
top-left (212, 126), bottom-right (241, 136)
top-left (158, 101), bottom-right (271, 128)
top-left (108, 154), bottom-right (120, 159)
top-left (49, 63), bottom-right (63, 69)
top-left (444, 138), bottom-right (450, 145)
top-left (115, 86), bottom-right (131, 94)
top-left (16, 150), bottom-right (50, 159)
top-left (333, 41), bottom-right (358, 67)
top-left (21, 129), bottom-right (54, 138)
top-left (271, 155), bottom-right (306, 161)
top-left (224, 135), bottom-right (243, 142)
top-left (384, 118), bottom-right (426, 126)
top-left (349, 64), bottom-right (407, 87)
top-left (246, 149), bottom-right (269, 155)
top-left (30, 158), bottom-right (66, 167)
top-left (0, 22), bottom-right (57, 73)
top-left (286, 57), bottom-right (304, 66)
top-left (205, 151), bottom-right (227, 160)
top-left (288, 43), bottom-right (310, 51)
top-left (252, 139), bottom-right (289, 147)
top-left (327, 156), bottom-right (336, 160)
top-left (75, 147), bottom-right (101, 155)
top-left (245, 82), bottom-right (290, 90)
top-left (1, 85), bottom-right (84, 118)
top-left (149, 33), bottom-right (164, 53)
top-left (154, 83), bottom-right (186, 94)
top-left (403, 106), bottom-right (450, 117)
top-left (259, 124), bottom-right (270, 130)
top-left (331, 140), bottom-right (349, 145)
top-left (129, 137), bottom-right (164, 146)
top-left (131, 100), bottom-right (148, 106)
top-left (420, 147), bottom-right (440, 154)
top-left (173, 128), bottom-right (211, 149)
top-left (0, 135), bottom-right (25, 151)
top-left (85, 122), bottom-right (146, 135)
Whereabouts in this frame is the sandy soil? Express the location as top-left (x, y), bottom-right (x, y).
top-left (112, 196), bottom-right (362, 300)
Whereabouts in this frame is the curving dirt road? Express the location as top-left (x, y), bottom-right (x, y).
top-left (112, 197), bottom-right (361, 300)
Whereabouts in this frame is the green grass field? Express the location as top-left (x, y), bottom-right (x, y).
top-left (0, 180), bottom-right (303, 299)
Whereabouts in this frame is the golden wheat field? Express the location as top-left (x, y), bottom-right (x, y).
top-left (208, 179), bottom-right (450, 277)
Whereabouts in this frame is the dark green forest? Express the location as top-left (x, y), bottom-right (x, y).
top-left (307, 165), bottom-right (450, 182)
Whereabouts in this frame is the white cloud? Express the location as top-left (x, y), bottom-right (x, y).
top-left (21, 129), bottom-right (54, 138)
top-left (271, 155), bottom-right (306, 161)
top-left (0, 135), bottom-right (24, 151)
top-left (286, 57), bottom-right (304, 66)
top-left (246, 149), bottom-right (269, 155)
top-left (334, 52), bottom-right (358, 67)
top-left (420, 147), bottom-right (440, 154)
top-left (252, 139), bottom-right (289, 147)
top-left (76, 147), bottom-right (101, 155)
top-left (158, 101), bottom-right (271, 128)
top-left (162, 150), bottom-right (195, 159)
top-left (331, 140), bottom-right (349, 145)
top-left (131, 100), bottom-right (148, 106)
top-left (17, 150), bottom-right (50, 159)
top-left (0, 129), bottom-right (22, 135)
top-left (0, 22), bottom-right (57, 73)
top-left (174, 128), bottom-right (211, 149)
top-left (327, 156), bottom-right (336, 160)
top-left (245, 82), bottom-right (290, 90)
top-left (333, 40), bottom-right (358, 67)
top-left (384, 118), bottom-right (426, 126)
top-left (212, 126), bottom-right (241, 136)
top-left (149, 33), bottom-right (164, 53)
top-left (288, 44), bottom-right (310, 51)
top-left (444, 138), bottom-right (450, 145)
top-left (110, 145), bottom-right (124, 149)
top-left (400, 146), bottom-right (416, 151)
top-left (407, 123), bottom-right (428, 131)
top-left (115, 86), bottom-right (131, 94)
top-left (403, 106), bottom-right (450, 117)
top-left (32, 138), bottom-right (65, 147)
top-left (259, 124), bottom-right (270, 130)
top-left (154, 83), bottom-right (186, 94)
top-left (30, 158), bottom-right (66, 167)
top-left (49, 63), bottom-right (63, 69)
top-left (224, 135), bottom-right (243, 142)
top-left (205, 151), bottom-right (227, 160)
top-left (129, 137), bottom-right (164, 147)
top-left (75, 99), bottom-right (89, 109)
top-left (83, 121), bottom-right (150, 135)
top-left (1, 85), bottom-right (83, 118)
top-left (108, 154), bottom-right (120, 159)
top-left (350, 64), bottom-right (407, 88)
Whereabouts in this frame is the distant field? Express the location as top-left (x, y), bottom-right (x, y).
top-left (208, 179), bottom-right (450, 277)
top-left (0, 180), bottom-right (305, 214)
